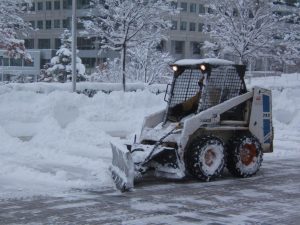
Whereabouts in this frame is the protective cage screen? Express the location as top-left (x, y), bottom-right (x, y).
top-left (169, 69), bottom-right (202, 107)
top-left (198, 66), bottom-right (243, 112)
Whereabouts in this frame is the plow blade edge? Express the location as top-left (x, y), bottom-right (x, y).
top-left (109, 142), bottom-right (134, 191)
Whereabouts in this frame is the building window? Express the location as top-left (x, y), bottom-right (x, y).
top-left (207, 24), bottom-right (211, 32)
top-left (38, 39), bottom-right (51, 49)
top-left (46, 20), bottom-right (52, 29)
top-left (29, 21), bottom-right (35, 29)
top-left (171, 1), bottom-right (177, 9)
top-left (63, 0), bottom-right (67, 9)
top-left (63, 19), bottom-right (70, 29)
top-left (78, 0), bottom-right (91, 9)
top-left (77, 21), bottom-right (84, 30)
top-left (198, 23), bottom-right (204, 32)
top-left (11, 58), bottom-right (22, 67)
top-left (54, 0), bottom-right (60, 10)
top-left (81, 58), bottom-right (96, 69)
top-left (63, 0), bottom-right (72, 9)
top-left (37, 2), bottom-right (43, 10)
top-left (54, 20), bottom-right (60, 28)
top-left (180, 21), bottom-right (187, 31)
top-left (156, 40), bottom-right (166, 52)
top-left (190, 3), bottom-right (196, 13)
top-left (46, 1), bottom-right (52, 10)
top-left (37, 20), bottom-right (43, 29)
top-left (77, 37), bottom-right (95, 50)
top-left (191, 42), bottom-right (202, 55)
top-left (24, 39), bottom-right (34, 49)
top-left (189, 22), bottom-right (196, 31)
top-left (55, 38), bottom-right (61, 49)
top-left (180, 2), bottom-right (187, 12)
top-left (30, 2), bottom-right (35, 11)
top-left (199, 4), bottom-right (205, 14)
top-left (174, 41), bottom-right (184, 54)
top-left (208, 7), bottom-right (214, 14)
top-left (171, 20), bottom-right (177, 30)
top-left (3, 58), bottom-right (9, 66)
top-left (233, 8), bottom-right (239, 17)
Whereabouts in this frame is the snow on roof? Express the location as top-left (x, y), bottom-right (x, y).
top-left (174, 58), bottom-right (235, 66)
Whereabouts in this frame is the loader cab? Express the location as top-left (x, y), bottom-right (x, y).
top-left (165, 59), bottom-right (247, 123)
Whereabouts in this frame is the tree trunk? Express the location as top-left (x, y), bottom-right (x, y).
top-left (121, 44), bottom-right (126, 92)
top-left (144, 66), bottom-right (147, 83)
top-left (239, 55), bottom-right (243, 65)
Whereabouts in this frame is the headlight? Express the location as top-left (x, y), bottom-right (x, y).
top-left (200, 64), bottom-right (206, 72)
top-left (172, 65), bottom-right (178, 72)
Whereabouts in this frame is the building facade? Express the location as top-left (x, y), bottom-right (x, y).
top-left (22, 0), bottom-right (103, 74)
top-left (0, 50), bottom-right (40, 82)
top-left (20, 0), bottom-right (211, 75)
top-left (164, 1), bottom-right (210, 60)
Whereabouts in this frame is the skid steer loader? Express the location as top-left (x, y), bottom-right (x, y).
top-left (110, 58), bottom-right (273, 191)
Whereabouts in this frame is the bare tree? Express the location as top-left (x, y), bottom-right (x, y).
top-left (202, 0), bottom-right (277, 64)
top-left (128, 41), bottom-right (173, 85)
top-left (271, 0), bottom-right (300, 69)
top-left (83, 0), bottom-right (175, 90)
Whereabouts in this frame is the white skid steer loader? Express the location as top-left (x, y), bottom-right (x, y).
top-left (110, 58), bottom-right (273, 191)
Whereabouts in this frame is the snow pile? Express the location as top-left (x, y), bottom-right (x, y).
top-left (246, 73), bottom-right (300, 159)
top-left (0, 88), bottom-right (165, 198)
top-left (271, 87), bottom-right (300, 159)
top-left (246, 73), bottom-right (300, 90)
top-left (2, 82), bottom-right (167, 94)
top-left (0, 73), bottom-right (299, 198)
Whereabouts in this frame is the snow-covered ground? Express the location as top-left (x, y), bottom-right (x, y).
top-left (0, 73), bottom-right (300, 199)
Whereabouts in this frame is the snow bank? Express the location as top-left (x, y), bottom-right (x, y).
top-left (246, 73), bottom-right (300, 90)
top-left (246, 73), bottom-right (300, 159)
top-left (0, 87), bottom-right (165, 198)
top-left (2, 82), bottom-right (167, 94)
top-left (174, 58), bottom-right (234, 66)
top-left (0, 73), bottom-right (299, 198)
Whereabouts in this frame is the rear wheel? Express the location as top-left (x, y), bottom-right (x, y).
top-left (186, 136), bottom-right (225, 181)
top-left (227, 135), bottom-right (263, 177)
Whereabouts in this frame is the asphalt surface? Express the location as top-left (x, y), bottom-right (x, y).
top-left (0, 157), bottom-right (300, 225)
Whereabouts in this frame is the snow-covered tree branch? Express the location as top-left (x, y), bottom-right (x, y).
top-left (202, 0), bottom-right (300, 69)
top-left (128, 41), bottom-right (173, 85)
top-left (0, 0), bottom-right (32, 59)
top-left (201, 0), bottom-right (277, 64)
top-left (270, 0), bottom-right (300, 66)
top-left (83, 0), bottom-right (176, 90)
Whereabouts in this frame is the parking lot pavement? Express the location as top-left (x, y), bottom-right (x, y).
top-left (1, 157), bottom-right (300, 225)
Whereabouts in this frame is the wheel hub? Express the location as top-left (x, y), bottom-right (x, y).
top-left (204, 148), bottom-right (216, 167)
top-left (240, 143), bottom-right (257, 166)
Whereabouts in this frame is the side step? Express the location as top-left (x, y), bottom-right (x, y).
top-left (109, 142), bottom-right (134, 191)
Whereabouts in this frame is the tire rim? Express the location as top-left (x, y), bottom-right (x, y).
top-left (240, 143), bottom-right (257, 166)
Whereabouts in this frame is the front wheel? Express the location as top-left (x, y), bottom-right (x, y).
top-left (185, 136), bottom-right (225, 181)
top-left (227, 135), bottom-right (263, 178)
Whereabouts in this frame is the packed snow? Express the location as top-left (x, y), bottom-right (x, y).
top-left (0, 73), bottom-right (300, 198)
top-left (174, 58), bottom-right (235, 66)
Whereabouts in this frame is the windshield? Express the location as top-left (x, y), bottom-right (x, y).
top-left (167, 69), bottom-right (203, 122)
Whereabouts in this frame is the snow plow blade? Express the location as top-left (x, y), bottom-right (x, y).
top-left (109, 142), bottom-right (134, 191)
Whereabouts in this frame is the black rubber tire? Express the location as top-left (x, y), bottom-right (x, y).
top-left (227, 135), bottom-right (263, 178)
top-left (185, 136), bottom-right (225, 181)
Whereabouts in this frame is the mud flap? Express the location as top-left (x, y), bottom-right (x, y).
top-left (109, 142), bottom-right (134, 191)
